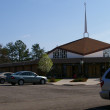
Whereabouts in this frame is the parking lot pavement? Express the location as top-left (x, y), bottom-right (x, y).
top-left (0, 84), bottom-right (110, 110)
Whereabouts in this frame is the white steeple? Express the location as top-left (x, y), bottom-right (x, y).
top-left (83, 2), bottom-right (89, 37)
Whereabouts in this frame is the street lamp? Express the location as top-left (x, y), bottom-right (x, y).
top-left (80, 59), bottom-right (84, 77)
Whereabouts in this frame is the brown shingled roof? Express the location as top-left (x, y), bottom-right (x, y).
top-left (48, 37), bottom-right (110, 55)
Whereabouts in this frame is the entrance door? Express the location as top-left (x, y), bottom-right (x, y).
top-left (66, 66), bottom-right (73, 78)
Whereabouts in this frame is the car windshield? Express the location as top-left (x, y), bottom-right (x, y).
top-left (0, 72), bottom-right (12, 76)
top-left (13, 71), bottom-right (23, 75)
top-left (33, 73), bottom-right (38, 76)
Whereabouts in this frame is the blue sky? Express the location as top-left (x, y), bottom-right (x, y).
top-left (0, 0), bottom-right (110, 51)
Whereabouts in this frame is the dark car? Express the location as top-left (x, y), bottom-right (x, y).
top-left (8, 71), bottom-right (47, 85)
top-left (0, 72), bottom-right (13, 84)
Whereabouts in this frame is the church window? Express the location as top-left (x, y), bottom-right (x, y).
top-left (53, 49), bottom-right (67, 58)
top-left (103, 48), bottom-right (110, 57)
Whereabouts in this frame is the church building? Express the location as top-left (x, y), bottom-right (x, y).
top-left (0, 3), bottom-right (110, 78)
top-left (48, 37), bottom-right (110, 78)
top-left (47, 3), bottom-right (110, 78)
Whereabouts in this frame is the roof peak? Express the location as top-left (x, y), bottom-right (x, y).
top-left (48, 37), bottom-right (110, 55)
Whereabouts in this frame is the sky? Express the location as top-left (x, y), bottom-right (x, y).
top-left (0, 0), bottom-right (110, 52)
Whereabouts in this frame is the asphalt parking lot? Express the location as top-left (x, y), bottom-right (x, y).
top-left (0, 84), bottom-right (110, 110)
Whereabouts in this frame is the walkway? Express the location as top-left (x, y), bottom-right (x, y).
top-left (52, 78), bottom-right (100, 86)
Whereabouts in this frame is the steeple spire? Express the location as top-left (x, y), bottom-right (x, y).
top-left (83, 2), bottom-right (89, 37)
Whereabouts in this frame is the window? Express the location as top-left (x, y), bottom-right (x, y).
top-left (53, 49), bottom-right (67, 58)
top-left (103, 48), bottom-right (110, 57)
top-left (106, 71), bottom-right (110, 79)
top-left (4, 73), bottom-right (11, 76)
top-left (28, 72), bottom-right (34, 76)
top-left (13, 72), bottom-right (22, 75)
top-left (21, 72), bottom-right (28, 75)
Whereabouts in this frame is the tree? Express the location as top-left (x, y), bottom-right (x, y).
top-left (5, 40), bottom-right (31, 62)
top-left (14, 40), bottom-right (30, 62)
top-left (38, 54), bottom-right (53, 75)
top-left (0, 44), bottom-right (10, 63)
top-left (31, 44), bottom-right (44, 60)
top-left (5, 42), bottom-right (16, 62)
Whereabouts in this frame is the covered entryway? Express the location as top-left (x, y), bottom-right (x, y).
top-left (63, 64), bottom-right (79, 78)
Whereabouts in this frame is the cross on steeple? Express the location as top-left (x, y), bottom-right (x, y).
top-left (83, 2), bottom-right (89, 37)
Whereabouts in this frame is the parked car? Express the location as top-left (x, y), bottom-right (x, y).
top-left (100, 68), bottom-right (110, 99)
top-left (0, 72), bottom-right (3, 74)
top-left (8, 71), bottom-right (47, 85)
top-left (0, 72), bottom-right (13, 84)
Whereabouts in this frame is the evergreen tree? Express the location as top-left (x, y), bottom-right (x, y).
top-left (14, 40), bottom-right (30, 61)
top-left (31, 44), bottom-right (44, 60)
top-left (5, 42), bottom-right (16, 62)
top-left (0, 44), bottom-right (10, 63)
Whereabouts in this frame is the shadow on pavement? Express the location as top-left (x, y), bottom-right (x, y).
top-left (86, 105), bottom-right (110, 110)
top-left (0, 84), bottom-right (14, 86)
top-left (0, 83), bottom-right (46, 86)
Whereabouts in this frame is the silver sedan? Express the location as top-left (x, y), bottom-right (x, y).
top-left (8, 71), bottom-right (47, 85)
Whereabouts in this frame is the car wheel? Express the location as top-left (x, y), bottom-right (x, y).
top-left (0, 79), bottom-right (5, 84)
top-left (18, 80), bottom-right (24, 85)
top-left (40, 79), bottom-right (45, 84)
top-left (11, 82), bottom-right (16, 86)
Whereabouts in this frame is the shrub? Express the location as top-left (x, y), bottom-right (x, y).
top-left (38, 53), bottom-right (53, 75)
top-left (49, 77), bottom-right (56, 82)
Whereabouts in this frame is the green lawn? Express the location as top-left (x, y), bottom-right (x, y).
top-left (48, 78), bottom-right (62, 82)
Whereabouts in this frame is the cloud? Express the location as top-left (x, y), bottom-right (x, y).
top-left (22, 34), bottom-right (31, 38)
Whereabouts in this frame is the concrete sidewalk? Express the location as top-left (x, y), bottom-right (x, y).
top-left (51, 78), bottom-right (100, 86)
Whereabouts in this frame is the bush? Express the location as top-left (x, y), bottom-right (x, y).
top-left (49, 77), bottom-right (56, 82)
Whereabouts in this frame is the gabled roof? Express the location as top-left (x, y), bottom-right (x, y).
top-left (48, 37), bottom-right (110, 55)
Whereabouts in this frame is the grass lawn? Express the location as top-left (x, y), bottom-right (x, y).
top-left (48, 78), bottom-right (62, 82)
